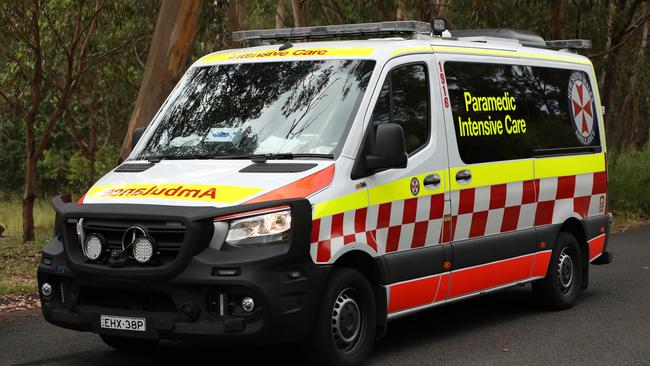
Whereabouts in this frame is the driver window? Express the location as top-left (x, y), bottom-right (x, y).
top-left (370, 63), bottom-right (430, 154)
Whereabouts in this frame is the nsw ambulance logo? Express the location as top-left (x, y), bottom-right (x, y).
top-left (568, 72), bottom-right (597, 145)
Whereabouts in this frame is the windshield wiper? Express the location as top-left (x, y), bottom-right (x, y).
top-left (250, 153), bottom-right (334, 163)
top-left (143, 153), bottom-right (217, 162)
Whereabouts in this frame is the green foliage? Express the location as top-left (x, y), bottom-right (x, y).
top-left (608, 146), bottom-right (650, 219)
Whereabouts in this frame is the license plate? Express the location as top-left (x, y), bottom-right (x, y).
top-left (100, 315), bottom-right (146, 332)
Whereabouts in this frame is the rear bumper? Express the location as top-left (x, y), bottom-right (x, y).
top-left (37, 196), bottom-right (329, 344)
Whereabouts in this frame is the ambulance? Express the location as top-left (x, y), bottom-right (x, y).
top-left (38, 20), bottom-right (613, 366)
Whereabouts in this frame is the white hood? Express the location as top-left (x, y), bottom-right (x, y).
top-left (81, 160), bottom-right (333, 207)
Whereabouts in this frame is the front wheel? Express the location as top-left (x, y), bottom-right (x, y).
top-left (533, 232), bottom-right (583, 310)
top-left (303, 268), bottom-right (377, 366)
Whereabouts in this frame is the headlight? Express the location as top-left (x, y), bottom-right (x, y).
top-left (225, 209), bottom-right (292, 246)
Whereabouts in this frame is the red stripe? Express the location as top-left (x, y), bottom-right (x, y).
top-left (366, 231), bottom-right (377, 251)
top-left (434, 273), bottom-right (449, 302)
top-left (531, 251), bottom-right (552, 278)
top-left (469, 211), bottom-right (488, 238)
top-left (344, 234), bottom-right (356, 244)
top-left (429, 193), bottom-right (444, 220)
top-left (354, 207), bottom-right (367, 233)
top-left (316, 240), bottom-right (331, 262)
top-left (556, 175), bottom-right (576, 199)
top-left (573, 196), bottom-right (591, 218)
top-left (331, 213), bottom-right (344, 238)
top-left (411, 221), bottom-right (428, 248)
top-left (534, 201), bottom-right (555, 226)
top-left (489, 184), bottom-right (507, 210)
top-left (592, 171), bottom-right (607, 194)
top-left (522, 179), bottom-right (538, 204)
top-left (311, 219), bottom-right (320, 243)
top-left (588, 234), bottom-right (606, 261)
top-left (448, 254), bottom-right (534, 298)
top-left (388, 275), bottom-right (440, 313)
top-left (458, 188), bottom-right (475, 214)
top-left (245, 165), bottom-right (335, 204)
top-left (377, 203), bottom-right (392, 229)
top-left (501, 205), bottom-right (521, 232)
top-left (403, 198), bottom-right (418, 224)
top-left (385, 226), bottom-right (401, 253)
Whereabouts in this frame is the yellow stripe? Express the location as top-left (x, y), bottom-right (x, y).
top-left (86, 183), bottom-right (262, 204)
top-left (313, 190), bottom-right (367, 219)
top-left (450, 160), bottom-right (534, 191)
top-left (535, 153), bottom-right (605, 178)
top-left (368, 171), bottom-right (445, 206)
top-left (390, 46), bottom-right (433, 56)
top-left (312, 170), bottom-right (446, 218)
top-left (197, 47), bottom-right (375, 64)
top-left (432, 46), bottom-right (591, 65)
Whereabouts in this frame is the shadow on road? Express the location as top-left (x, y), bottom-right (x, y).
top-left (13, 284), bottom-right (603, 366)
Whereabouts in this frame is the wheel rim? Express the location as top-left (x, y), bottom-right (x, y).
top-left (557, 247), bottom-right (575, 293)
top-left (331, 288), bottom-right (364, 353)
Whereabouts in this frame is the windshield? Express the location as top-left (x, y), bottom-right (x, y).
top-left (135, 59), bottom-right (376, 160)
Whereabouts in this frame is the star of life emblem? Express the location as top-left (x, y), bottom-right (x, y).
top-left (568, 72), bottom-right (597, 145)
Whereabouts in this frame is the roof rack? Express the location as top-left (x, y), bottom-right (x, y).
top-left (450, 29), bottom-right (548, 48)
top-left (233, 21), bottom-right (432, 44)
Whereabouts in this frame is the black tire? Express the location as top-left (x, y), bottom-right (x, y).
top-left (532, 231), bottom-right (584, 310)
top-left (302, 267), bottom-right (377, 366)
top-left (100, 334), bottom-right (159, 351)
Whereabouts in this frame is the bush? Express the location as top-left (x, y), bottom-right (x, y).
top-left (608, 145), bottom-right (650, 219)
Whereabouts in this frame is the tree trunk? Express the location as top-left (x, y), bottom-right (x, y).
top-left (22, 154), bottom-right (37, 242)
top-left (118, 0), bottom-right (202, 162)
top-left (291, 0), bottom-right (306, 27)
top-left (396, 0), bottom-right (407, 20)
top-left (228, 0), bottom-right (241, 47)
top-left (631, 8), bottom-right (649, 148)
top-left (276, 0), bottom-right (286, 28)
top-left (435, 0), bottom-right (450, 18)
top-left (550, 0), bottom-right (564, 39)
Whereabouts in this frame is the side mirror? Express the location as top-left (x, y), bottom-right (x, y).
top-left (131, 127), bottom-right (145, 150)
top-left (366, 123), bottom-right (408, 170)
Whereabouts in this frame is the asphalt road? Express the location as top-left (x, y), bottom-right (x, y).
top-left (1, 227), bottom-right (649, 366)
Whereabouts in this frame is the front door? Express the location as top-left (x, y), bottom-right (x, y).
top-left (363, 54), bottom-right (452, 315)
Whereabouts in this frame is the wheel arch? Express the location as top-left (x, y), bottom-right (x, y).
top-left (332, 250), bottom-right (389, 337)
top-left (558, 217), bottom-right (590, 290)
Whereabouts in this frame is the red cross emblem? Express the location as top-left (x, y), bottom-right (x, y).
top-left (410, 177), bottom-right (420, 196)
top-left (571, 81), bottom-right (594, 136)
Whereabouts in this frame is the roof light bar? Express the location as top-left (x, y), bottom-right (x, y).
top-left (233, 21), bottom-right (432, 43)
top-left (545, 39), bottom-right (592, 50)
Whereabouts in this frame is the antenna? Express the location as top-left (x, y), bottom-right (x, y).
top-left (279, 27), bottom-right (295, 51)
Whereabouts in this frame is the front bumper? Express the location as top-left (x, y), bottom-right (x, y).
top-left (37, 196), bottom-right (330, 344)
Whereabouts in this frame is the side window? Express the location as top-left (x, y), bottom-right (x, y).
top-left (444, 61), bottom-right (601, 164)
top-left (371, 63), bottom-right (430, 154)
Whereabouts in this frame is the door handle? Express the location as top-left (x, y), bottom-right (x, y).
top-left (423, 174), bottom-right (441, 189)
top-left (455, 169), bottom-right (472, 183)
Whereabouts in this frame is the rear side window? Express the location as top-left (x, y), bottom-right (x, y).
top-left (444, 62), bottom-right (601, 164)
top-left (371, 63), bottom-right (430, 154)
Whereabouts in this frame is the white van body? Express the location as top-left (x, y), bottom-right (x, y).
top-left (41, 22), bottom-right (610, 365)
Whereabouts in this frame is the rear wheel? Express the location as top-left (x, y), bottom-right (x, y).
top-left (533, 232), bottom-right (583, 310)
top-left (303, 268), bottom-right (377, 366)
top-left (100, 334), bottom-right (159, 351)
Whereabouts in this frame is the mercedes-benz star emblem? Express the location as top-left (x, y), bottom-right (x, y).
top-left (122, 226), bottom-right (147, 251)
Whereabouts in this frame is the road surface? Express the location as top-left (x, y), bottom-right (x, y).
top-left (1, 227), bottom-right (649, 365)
